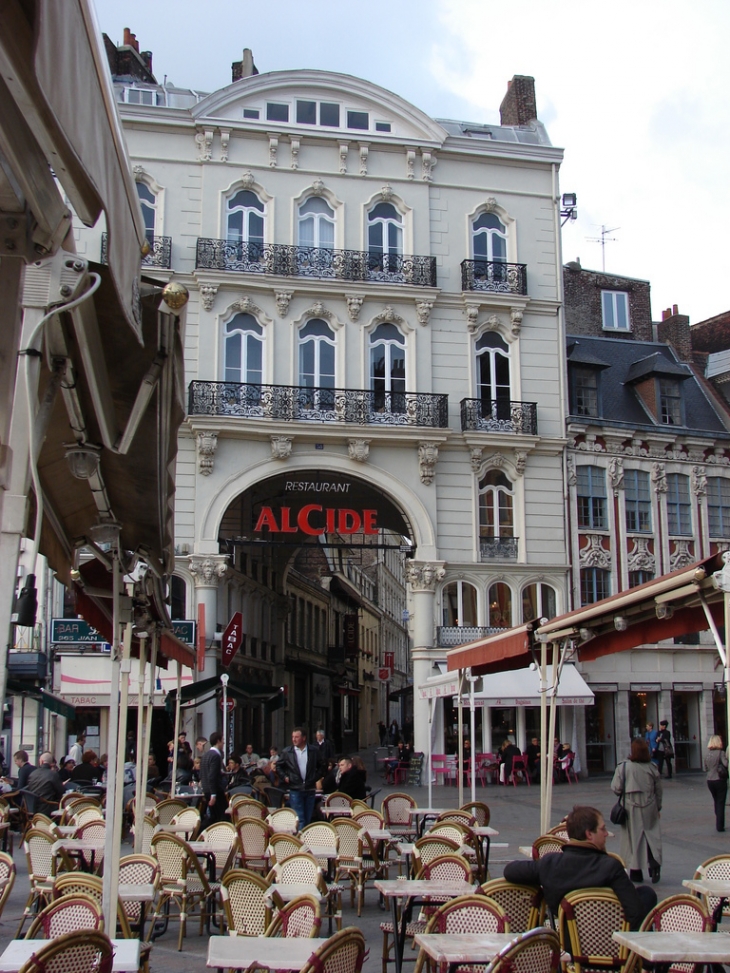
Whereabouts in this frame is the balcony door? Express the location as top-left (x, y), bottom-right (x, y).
top-left (368, 202), bottom-right (402, 276)
top-left (298, 196), bottom-right (335, 277)
top-left (299, 318), bottom-right (335, 414)
top-left (370, 323), bottom-right (405, 417)
top-left (226, 189), bottom-right (265, 267)
top-left (472, 212), bottom-right (507, 288)
top-left (476, 331), bottom-right (511, 424)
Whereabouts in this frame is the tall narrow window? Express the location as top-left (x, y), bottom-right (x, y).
top-left (442, 581), bottom-right (478, 628)
top-left (370, 323), bottom-right (405, 413)
top-left (601, 291), bottom-right (630, 330)
top-left (479, 470), bottom-right (516, 559)
top-left (572, 367), bottom-right (599, 417)
top-left (298, 197), bottom-right (335, 249)
top-left (659, 378), bottom-right (682, 425)
top-left (476, 332), bottom-right (511, 423)
top-left (576, 466), bottom-right (607, 530)
top-left (488, 582), bottom-right (512, 627)
top-left (472, 212), bottom-right (506, 262)
top-left (368, 202), bottom-right (402, 274)
top-left (226, 189), bottom-right (265, 258)
top-left (708, 477), bottom-right (730, 537)
top-left (580, 568), bottom-right (611, 605)
top-left (522, 583), bottom-right (557, 624)
top-left (666, 473), bottom-right (691, 535)
top-left (224, 313), bottom-right (263, 384)
top-left (299, 318), bottom-right (335, 411)
top-left (136, 182), bottom-right (156, 244)
top-left (624, 469), bottom-right (652, 532)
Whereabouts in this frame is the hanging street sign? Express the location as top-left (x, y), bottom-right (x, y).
top-left (220, 697), bottom-right (236, 712)
top-left (222, 611), bottom-right (243, 668)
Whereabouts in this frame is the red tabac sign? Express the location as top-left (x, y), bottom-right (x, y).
top-left (222, 612), bottom-right (243, 668)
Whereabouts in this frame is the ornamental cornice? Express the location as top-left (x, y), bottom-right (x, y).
top-left (579, 535), bottom-right (611, 569)
top-left (627, 537), bottom-right (655, 573)
top-left (188, 554), bottom-right (229, 586)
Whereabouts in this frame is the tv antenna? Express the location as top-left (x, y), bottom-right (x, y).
top-left (587, 224), bottom-right (619, 272)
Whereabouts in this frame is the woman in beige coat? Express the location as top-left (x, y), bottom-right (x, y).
top-left (611, 737), bottom-right (663, 884)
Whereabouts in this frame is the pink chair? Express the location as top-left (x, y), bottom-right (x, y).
top-left (509, 755), bottom-right (530, 786)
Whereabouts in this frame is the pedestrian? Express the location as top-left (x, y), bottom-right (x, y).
top-left (315, 729), bottom-right (335, 763)
top-left (704, 734), bottom-right (728, 832)
top-left (525, 737), bottom-right (541, 782)
top-left (611, 738), bottom-right (662, 884)
top-left (645, 723), bottom-right (659, 766)
top-left (200, 730), bottom-right (228, 824)
top-left (389, 719), bottom-right (399, 745)
top-left (655, 720), bottom-right (673, 778)
top-left (377, 721), bottom-right (387, 746)
top-left (278, 727), bottom-right (323, 828)
top-left (68, 732), bottom-right (85, 766)
top-left (498, 737), bottom-right (521, 784)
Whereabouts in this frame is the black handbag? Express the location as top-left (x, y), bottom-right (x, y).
top-left (610, 763), bottom-right (628, 825)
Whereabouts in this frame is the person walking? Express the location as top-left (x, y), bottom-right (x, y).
top-left (200, 730), bottom-right (228, 824)
top-left (315, 729), bottom-right (335, 763)
top-left (611, 738), bottom-right (662, 884)
top-left (655, 720), bottom-right (673, 778)
top-left (704, 734), bottom-right (728, 832)
top-left (279, 728), bottom-right (323, 828)
top-left (645, 723), bottom-right (659, 766)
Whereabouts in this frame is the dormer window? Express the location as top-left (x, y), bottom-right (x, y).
top-left (659, 378), bottom-right (682, 425)
top-left (572, 366), bottom-right (599, 417)
top-left (601, 291), bottom-right (630, 331)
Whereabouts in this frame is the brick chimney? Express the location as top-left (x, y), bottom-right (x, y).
top-left (656, 305), bottom-right (692, 363)
top-left (123, 28), bottom-right (139, 52)
top-left (104, 29), bottom-right (155, 83)
top-left (232, 48), bottom-right (259, 83)
top-left (499, 76), bottom-right (537, 126)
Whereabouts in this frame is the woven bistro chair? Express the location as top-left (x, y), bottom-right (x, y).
top-left (692, 854), bottom-right (730, 923)
top-left (461, 801), bottom-right (491, 827)
top-left (324, 792), bottom-right (353, 809)
top-left (0, 852), bottom-right (15, 923)
top-left (169, 806), bottom-right (201, 840)
top-left (412, 893), bottom-right (509, 973)
top-left (230, 797), bottom-right (268, 824)
top-left (436, 810), bottom-right (476, 828)
top-left (532, 834), bottom-right (567, 859)
top-left (16, 929), bottom-right (114, 973)
top-left (484, 926), bottom-right (561, 973)
top-left (381, 793), bottom-right (418, 840)
top-left (25, 892), bottom-right (104, 939)
top-left (154, 798), bottom-right (188, 826)
top-left (264, 893), bottom-right (322, 938)
top-left (70, 806), bottom-right (105, 828)
top-left (132, 814), bottom-right (157, 856)
top-left (557, 887), bottom-right (629, 973)
top-left (148, 830), bottom-right (220, 950)
top-left (220, 868), bottom-right (271, 936)
top-left (479, 879), bottom-right (542, 933)
top-left (74, 818), bottom-right (106, 874)
top-left (416, 853), bottom-right (472, 884)
top-left (199, 821), bottom-right (239, 877)
top-left (269, 832), bottom-right (305, 865)
top-left (411, 834), bottom-right (461, 877)
top-left (338, 823), bottom-right (388, 917)
top-left (636, 894), bottom-right (711, 973)
top-left (118, 853), bottom-right (160, 938)
top-left (300, 821), bottom-right (338, 872)
top-left (547, 821), bottom-right (569, 840)
top-left (17, 828), bottom-right (74, 937)
top-left (352, 808), bottom-right (385, 831)
top-left (267, 852), bottom-right (341, 932)
top-left (299, 926), bottom-right (366, 973)
top-left (29, 815), bottom-right (58, 837)
top-left (236, 816), bottom-right (272, 874)
top-left (267, 807), bottom-right (300, 834)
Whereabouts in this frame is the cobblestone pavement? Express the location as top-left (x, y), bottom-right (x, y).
top-left (0, 760), bottom-right (726, 972)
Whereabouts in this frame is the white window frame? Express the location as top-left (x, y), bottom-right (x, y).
top-left (601, 291), bottom-right (631, 331)
top-left (222, 313), bottom-right (264, 385)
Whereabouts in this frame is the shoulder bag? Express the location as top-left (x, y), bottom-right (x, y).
top-left (610, 762), bottom-right (628, 826)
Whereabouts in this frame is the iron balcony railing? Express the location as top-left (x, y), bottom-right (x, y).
top-left (479, 536), bottom-right (519, 560)
top-left (188, 381), bottom-right (449, 428)
top-left (461, 258), bottom-right (527, 295)
top-left (460, 398), bottom-right (538, 435)
top-left (101, 232), bottom-right (172, 269)
top-left (196, 239), bottom-right (437, 287)
top-left (437, 625), bottom-right (507, 648)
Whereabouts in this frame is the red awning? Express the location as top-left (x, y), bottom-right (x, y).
top-left (447, 624), bottom-right (534, 675)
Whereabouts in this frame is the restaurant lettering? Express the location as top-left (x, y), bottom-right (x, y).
top-left (285, 481), bottom-right (351, 493)
top-left (254, 505), bottom-right (378, 535)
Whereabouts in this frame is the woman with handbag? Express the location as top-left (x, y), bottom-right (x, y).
top-left (704, 734), bottom-right (729, 832)
top-left (611, 738), bottom-right (663, 884)
top-left (655, 720), bottom-right (674, 778)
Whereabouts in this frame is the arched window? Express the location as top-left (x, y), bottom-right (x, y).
top-left (136, 182), bottom-right (156, 244)
top-left (442, 581), bottom-right (478, 628)
top-left (522, 583), bottom-right (557, 624)
top-left (299, 318), bottom-right (335, 411)
top-left (224, 313), bottom-right (263, 384)
top-left (226, 189), bottom-right (265, 251)
top-left (370, 323), bottom-right (405, 413)
top-left (476, 332), bottom-right (511, 423)
top-left (298, 197), bottom-right (335, 249)
top-left (488, 582), bottom-right (512, 628)
top-left (368, 202), bottom-right (402, 272)
top-left (472, 212), bottom-right (506, 262)
top-left (479, 470), bottom-right (516, 560)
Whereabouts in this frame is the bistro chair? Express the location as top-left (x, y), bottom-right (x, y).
top-left (25, 892), bottom-right (104, 939)
top-left (413, 894), bottom-right (509, 973)
top-left (267, 807), bottom-right (299, 834)
top-left (299, 926), bottom-right (366, 973)
top-left (300, 821), bottom-right (338, 872)
top-left (480, 878), bottom-right (542, 933)
top-left (508, 755), bottom-right (530, 786)
top-left (352, 808), bottom-right (385, 831)
top-left (74, 818), bottom-right (106, 873)
top-left (269, 832), bottom-right (305, 865)
top-left (436, 810), bottom-right (476, 828)
top-left (16, 929), bottom-right (114, 973)
top-left (557, 887), bottom-right (629, 973)
top-left (168, 806), bottom-right (201, 841)
top-left (461, 801), bottom-right (491, 827)
top-left (17, 828), bottom-right (73, 937)
top-left (412, 835), bottom-right (461, 877)
top-left (154, 798), bottom-right (188, 826)
top-left (692, 854), bottom-right (730, 923)
top-left (231, 797), bottom-right (268, 822)
top-left (148, 830), bottom-right (220, 950)
top-left (0, 852), bottom-right (16, 923)
top-left (264, 893), bottom-right (322, 938)
top-left (199, 821), bottom-right (239, 878)
top-left (70, 806), bottom-right (105, 828)
top-left (220, 868), bottom-right (270, 936)
top-left (636, 893), bottom-right (711, 973)
top-left (532, 834), bottom-right (567, 859)
top-left (236, 816), bottom-right (272, 874)
top-left (381, 793), bottom-right (418, 840)
top-left (485, 926), bottom-right (561, 973)
top-left (324, 792), bottom-right (353, 809)
top-left (118, 853), bottom-right (161, 938)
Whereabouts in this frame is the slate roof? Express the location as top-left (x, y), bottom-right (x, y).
top-left (566, 334), bottom-right (729, 436)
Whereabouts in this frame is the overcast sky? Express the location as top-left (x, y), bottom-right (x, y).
top-left (93, 0), bottom-right (730, 324)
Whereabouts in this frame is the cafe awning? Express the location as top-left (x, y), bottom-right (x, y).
top-left (166, 675), bottom-right (284, 711)
top-left (446, 624), bottom-right (534, 676)
top-left (470, 664), bottom-right (594, 707)
top-left (7, 681), bottom-right (76, 720)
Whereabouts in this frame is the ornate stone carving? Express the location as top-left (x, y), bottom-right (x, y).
top-left (651, 462), bottom-right (668, 493)
top-left (274, 290), bottom-right (293, 318)
top-left (189, 554), bottom-right (229, 586)
top-left (270, 435), bottom-right (292, 460)
top-left (514, 450), bottom-right (527, 476)
top-left (627, 537), bottom-right (655, 573)
top-left (405, 560), bottom-right (446, 591)
top-left (692, 465), bottom-right (708, 496)
top-left (240, 170), bottom-right (255, 189)
top-left (576, 436), bottom-right (604, 452)
top-left (311, 178), bottom-right (326, 197)
top-left (302, 301), bottom-right (334, 322)
top-left (219, 129), bottom-right (230, 162)
top-left (199, 283), bottom-right (219, 312)
top-left (359, 144), bottom-right (369, 176)
top-left (133, 164), bottom-right (145, 177)
top-left (415, 300), bottom-right (433, 326)
top-left (608, 456), bottom-right (624, 495)
top-left (290, 137), bottom-right (300, 169)
top-left (339, 143), bottom-right (349, 174)
top-left (269, 136), bottom-right (278, 167)
top-left (196, 431), bottom-right (218, 475)
top-left (418, 441), bottom-right (439, 485)
top-left (195, 128), bottom-right (213, 161)
top-left (465, 304), bottom-right (480, 332)
top-left (380, 184), bottom-right (394, 202)
top-left (470, 447), bottom-right (483, 472)
top-left (421, 150), bottom-right (435, 181)
top-left (670, 540), bottom-right (694, 572)
top-left (230, 295), bottom-right (266, 318)
top-left (566, 455), bottom-right (577, 485)
top-left (709, 448), bottom-right (730, 466)
top-left (346, 294), bottom-right (364, 322)
top-left (485, 314), bottom-right (502, 332)
top-left (484, 197), bottom-right (498, 213)
top-left (406, 149), bottom-right (415, 180)
top-left (579, 535), bottom-right (611, 569)
top-left (379, 305), bottom-right (403, 325)
top-left (485, 451), bottom-right (505, 469)
top-left (348, 438), bottom-right (370, 463)
top-left (510, 309), bottom-right (523, 336)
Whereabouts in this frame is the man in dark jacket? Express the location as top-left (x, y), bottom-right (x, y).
top-left (25, 752), bottom-right (63, 813)
top-left (503, 805), bottom-right (656, 930)
top-left (278, 728), bottom-right (323, 827)
top-left (335, 756), bottom-right (367, 800)
top-left (200, 730), bottom-right (227, 824)
top-left (315, 729), bottom-right (335, 763)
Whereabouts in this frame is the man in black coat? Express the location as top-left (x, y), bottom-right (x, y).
top-left (335, 756), bottom-right (367, 800)
top-left (315, 729), bottom-right (335, 763)
top-left (278, 728), bottom-right (323, 827)
top-left (503, 805), bottom-right (656, 929)
top-left (25, 752), bottom-right (63, 814)
top-left (200, 730), bottom-right (228, 824)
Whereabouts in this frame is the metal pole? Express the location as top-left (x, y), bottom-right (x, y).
top-left (457, 674), bottom-right (464, 808)
top-left (468, 669), bottom-right (476, 805)
top-left (132, 633), bottom-right (146, 831)
top-left (725, 590), bottom-right (730, 751)
top-left (102, 554), bottom-right (122, 931)
top-left (221, 673), bottom-right (229, 759)
top-left (427, 697), bottom-right (433, 811)
top-left (170, 662), bottom-right (182, 794)
top-left (539, 640), bottom-right (547, 834)
top-left (134, 632), bottom-right (156, 853)
top-left (545, 644), bottom-right (560, 833)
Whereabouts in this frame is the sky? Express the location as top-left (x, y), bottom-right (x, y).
top-left (92, 0), bottom-right (730, 324)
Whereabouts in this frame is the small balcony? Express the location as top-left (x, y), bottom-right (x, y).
top-left (480, 536), bottom-right (519, 560)
top-left (461, 258), bottom-right (527, 295)
top-left (101, 232), bottom-right (172, 269)
top-left (461, 398), bottom-right (538, 435)
top-left (188, 381), bottom-right (449, 428)
top-left (437, 626), bottom-right (507, 648)
top-left (195, 239), bottom-right (437, 287)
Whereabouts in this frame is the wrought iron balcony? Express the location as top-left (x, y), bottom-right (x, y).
top-left (188, 381), bottom-right (449, 428)
top-left (460, 398), bottom-right (537, 435)
top-left (437, 625), bottom-right (507, 648)
top-left (461, 258), bottom-right (527, 295)
top-left (196, 239), bottom-right (437, 287)
top-left (101, 232), bottom-right (172, 269)
top-left (480, 536), bottom-right (519, 560)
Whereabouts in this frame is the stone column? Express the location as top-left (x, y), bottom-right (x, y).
top-left (406, 560), bottom-right (445, 754)
top-left (188, 554), bottom-right (228, 738)
top-left (615, 689), bottom-right (631, 761)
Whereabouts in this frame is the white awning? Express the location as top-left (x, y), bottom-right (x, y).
top-left (467, 664), bottom-right (594, 707)
top-left (418, 670), bottom-right (463, 700)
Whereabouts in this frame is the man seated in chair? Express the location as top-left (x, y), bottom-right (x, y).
top-left (25, 751), bottom-right (64, 814)
top-left (503, 805), bottom-right (656, 929)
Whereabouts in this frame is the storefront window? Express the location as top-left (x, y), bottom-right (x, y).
top-left (671, 691), bottom-right (701, 770)
top-left (628, 691), bottom-right (658, 741)
top-left (491, 706), bottom-right (516, 752)
top-left (585, 693), bottom-right (616, 772)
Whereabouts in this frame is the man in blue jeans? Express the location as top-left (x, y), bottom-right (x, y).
top-left (279, 727), bottom-right (323, 827)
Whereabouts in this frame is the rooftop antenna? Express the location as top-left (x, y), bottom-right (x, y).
top-left (586, 224), bottom-right (619, 272)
